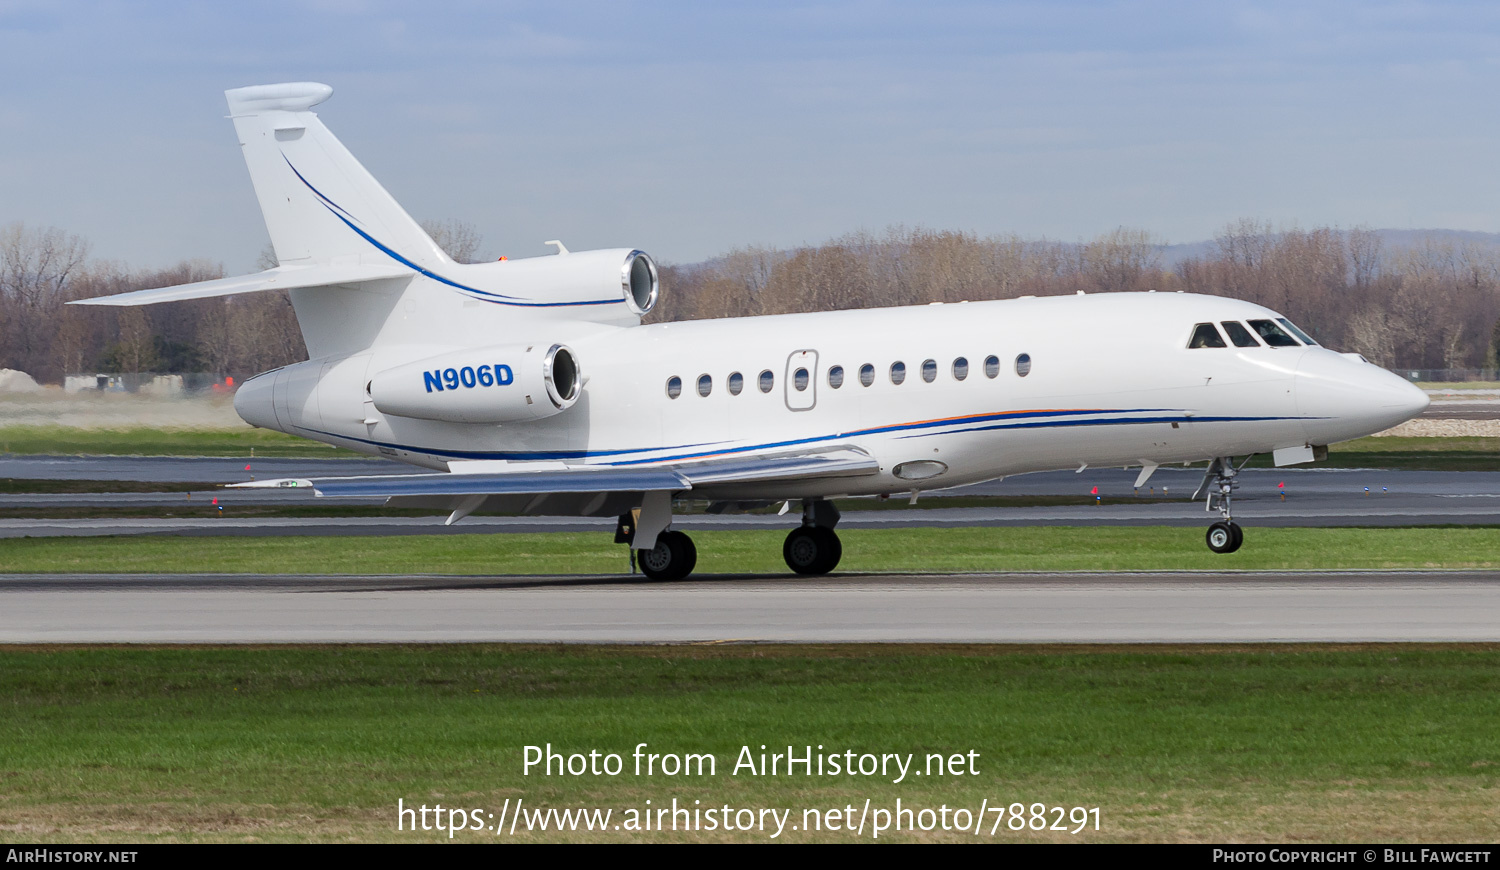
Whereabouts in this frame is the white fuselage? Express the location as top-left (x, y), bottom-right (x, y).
top-left (235, 290), bottom-right (1429, 507)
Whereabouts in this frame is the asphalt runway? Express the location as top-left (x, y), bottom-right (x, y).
top-left (1424, 398), bottom-right (1500, 419)
top-left (3, 571), bottom-right (1497, 643)
top-left (0, 454), bottom-right (411, 481)
top-left (2, 462), bottom-right (1498, 535)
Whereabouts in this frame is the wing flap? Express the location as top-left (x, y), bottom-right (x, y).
top-left (674, 448), bottom-right (880, 485)
top-left (67, 262), bottom-right (414, 307)
top-left (231, 468), bottom-right (690, 498)
top-left (228, 447), bottom-right (880, 500)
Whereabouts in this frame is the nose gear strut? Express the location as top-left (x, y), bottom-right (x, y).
top-left (1194, 456), bottom-right (1248, 553)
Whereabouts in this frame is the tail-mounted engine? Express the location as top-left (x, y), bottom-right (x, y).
top-left (369, 343), bottom-right (582, 423)
top-left (451, 248), bottom-right (659, 321)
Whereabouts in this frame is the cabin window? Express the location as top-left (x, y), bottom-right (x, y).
top-left (1248, 319), bottom-right (1300, 347)
top-left (1278, 318), bottom-right (1318, 346)
top-left (1015, 353), bottom-right (1032, 377)
top-left (828, 365), bottom-right (845, 389)
top-left (1221, 321), bottom-right (1260, 347)
top-left (859, 363), bottom-right (875, 387)
top-left (890, 361), bottom-right (907, 385)
top-left (758, 370), bottom-right (774, 392)
top-left (1188, 323), bottom-right (1227, 348)
top-left (728, 371), bottom-right (744, 395)
top-left (953, 357), bottom-right (969, 380)
top-left (697, 374), bottom-right (712, 397)
top-left (794, 367), bottom-right (810, 391)
top-left (666, 376), bottom-right (682, 399)
top-left (984, 355), bottom-right (1000, 378)
top-left (921, 359), bottom-right (937, 383)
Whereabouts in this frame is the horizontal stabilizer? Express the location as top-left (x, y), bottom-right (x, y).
top-left (67, 262), bottom-right (414, 307)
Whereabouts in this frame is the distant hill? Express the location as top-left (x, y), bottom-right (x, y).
top-left (1157, 229), bottom-right (1500, 269)
top-left (671, 229), bottom-right (1500, 273)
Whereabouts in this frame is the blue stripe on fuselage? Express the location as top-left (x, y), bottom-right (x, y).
top-left (289, 408), bottom-right (1314, 467)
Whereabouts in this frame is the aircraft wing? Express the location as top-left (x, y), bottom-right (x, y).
top-left (66, 262), bottom-right (414, 307)
top-left (229, 447), bottom-right (880, 500)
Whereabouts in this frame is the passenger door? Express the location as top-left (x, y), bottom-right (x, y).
top-left (785, 349), bottom-right (817, 411)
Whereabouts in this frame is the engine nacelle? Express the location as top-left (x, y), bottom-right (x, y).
top-left (369, 343), bottom-right (582, 423)
top-left (453, 248), bottom-right (659, 315)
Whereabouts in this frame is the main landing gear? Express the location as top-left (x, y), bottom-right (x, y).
top-left (1197, 456), bottom-right (1245, 554)
top-left (620, 494), bottom-right (698, 581)
top-left (619, 497), bottom-right (844, 580)
top-left (783, 499), bottom-right (842, 575)
top-left (637, 529), bottom-right (697, 581)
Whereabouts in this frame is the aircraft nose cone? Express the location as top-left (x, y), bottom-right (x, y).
top-left (1296, 351), bottom-right (1429, 444)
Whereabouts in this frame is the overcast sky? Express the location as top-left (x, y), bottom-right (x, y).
top-left (2, 1), bottom-right (1499, 273)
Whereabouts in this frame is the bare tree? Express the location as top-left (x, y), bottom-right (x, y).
top-left (112, 307), bottom-right (159, 374)
top-left (8, 216), bottom-right (1500, 383)
top-left (1347, 226), bottom-right (1381, 291)
top-left (1077, 227), bottom-right (1164, 292)
top-left (421, 219), bottom-right (485, 263)
top-left (0, 222), bottom-right (90, 381)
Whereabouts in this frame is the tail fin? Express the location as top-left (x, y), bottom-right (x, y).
top-left (225, 82), bottom-right (448, 269)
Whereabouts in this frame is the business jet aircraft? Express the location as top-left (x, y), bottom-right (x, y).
top-left (74, 82), bottom-right (1431, 580)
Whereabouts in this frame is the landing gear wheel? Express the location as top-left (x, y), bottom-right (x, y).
top-left (1206, 521), bottom-right (1242, 554)
top-left (783, 526), bottom-right (842, 575)
top-left (638, 530), bottom-right (697, 580)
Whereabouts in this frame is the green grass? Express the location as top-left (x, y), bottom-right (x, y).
top-left (6, 526), bottom-right (1500, 575)
top-left (2, 644), bottom-right (1497, 842)
top-left (0, 426), bottom-right (351, 458)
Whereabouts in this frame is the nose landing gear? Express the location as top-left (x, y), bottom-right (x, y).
top-left (1197, 456), bottom-right (1245, 554)
top-left (1206, 520), bottom-right (1243, 554)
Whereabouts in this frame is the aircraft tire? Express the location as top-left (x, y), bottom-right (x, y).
top-left (1206, 521), bottom-right (1242, 554)
top-left (784, 527), bottom-right (841, 575)
top-left (639, 530), bottom-right (697, 580)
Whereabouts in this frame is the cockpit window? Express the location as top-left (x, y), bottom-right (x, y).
top-left (1188, 323), bottom-right (1227, 348)
top-left (1221, 321), bottom-right (1260, 348)
top-left (1248, 319), bottom-right (1300, 347)
top-left (1277, 318), bottom-right (1318, 346)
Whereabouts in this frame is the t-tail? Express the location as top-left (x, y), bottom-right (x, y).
top-left (70, 83), bottom-right (657, 359)
top-left (224, 82), bottom-right (450, 270)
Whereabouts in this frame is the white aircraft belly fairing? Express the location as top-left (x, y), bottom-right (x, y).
top-left (71, 82), bottom-right (1432, 579)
